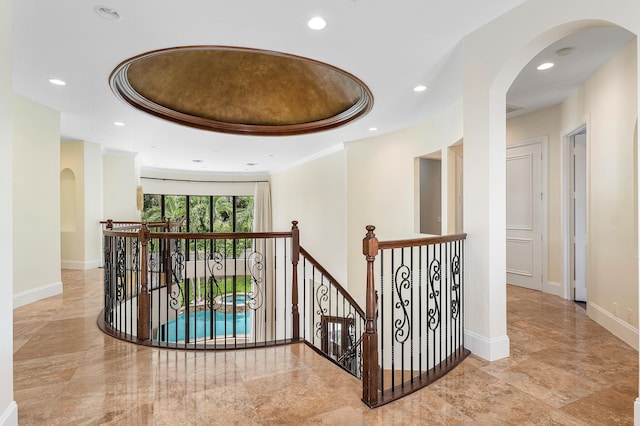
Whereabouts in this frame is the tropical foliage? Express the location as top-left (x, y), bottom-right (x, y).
top-left (142, 193), bottom-right (255, 257)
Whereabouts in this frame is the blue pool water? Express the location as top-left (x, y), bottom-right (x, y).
top-left (159, 309), bottom-right (250, 342)
top-left (223, 294), bottom-right (248, 304)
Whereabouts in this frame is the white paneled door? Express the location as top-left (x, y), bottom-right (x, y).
top-left (506, 141), bottom-right (542, 290)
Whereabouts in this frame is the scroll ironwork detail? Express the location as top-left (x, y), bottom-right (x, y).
top-left (450, 254), bottom-right (461, 320)
top-left (393, 264), bottom-right (411, 344)
top-left (427, 258), bottom-right (441, 331)
top-left (246, 250), bottom-right (265, 311)
top-left (315, 280), bottom-right (329, 339)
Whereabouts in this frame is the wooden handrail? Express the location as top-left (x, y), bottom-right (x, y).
top-left (378, 233), bottom-right (467, 250)
top-left (299, 246), bottom-right (365, 319)
top-left (147, 231), bottom-right (294, 240)
top-left (361, 226), bottom-right (469, 408)
top-left (100, 220), bottom-right (169, 226)
top-left (102, 229), bottom-right (294, 240)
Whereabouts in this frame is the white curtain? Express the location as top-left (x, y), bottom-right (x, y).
top-left (253, 182), bottom-right (271, 233)
top-left (251, 182), bottom-right (273, 343)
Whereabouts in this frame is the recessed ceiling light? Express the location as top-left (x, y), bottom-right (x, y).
top-left (95, 6), bottom-right (120, 21)
top-left (536, 62), bottom-right (554, 71)
top-left (48, 78), bottom-right (66, 86)
top-left (369, 127), bottom-right (378, 131)
top-left (413, 85), bottom-right (427, 92)
top-left (113, 121), bottom-right (125, 126)
top-left (308, 17), bottom-right (326, 30)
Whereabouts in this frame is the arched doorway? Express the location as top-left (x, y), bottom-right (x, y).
top-left (461, 0), bottom-right (640, 361)
top-left (461, 0), bottom-right (640, 420)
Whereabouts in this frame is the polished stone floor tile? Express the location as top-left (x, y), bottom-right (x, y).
top-left (12, 271), bottom-right (639, 425)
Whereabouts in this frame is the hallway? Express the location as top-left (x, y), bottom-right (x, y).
top-left (13, 270), bottom-right (638, 424)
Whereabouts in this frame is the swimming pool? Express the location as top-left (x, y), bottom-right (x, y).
top-left (223, 294), bottom-right (248, 304)
top-left (158, 309), bottom-right (251, 342)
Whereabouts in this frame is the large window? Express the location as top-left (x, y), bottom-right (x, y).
top-left (142, 194), bottom-right (254, 233)
top-left (142, 193), bottom-right (254, 258)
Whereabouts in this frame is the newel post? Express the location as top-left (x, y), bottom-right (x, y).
top-left (106, 219), bottom-right (113, 230)
top-left (137, 223), bottom-right (151, 341)
top-left (362, 225), bottom-right (379, 406)
top-left (291, 220), bottom-right (300, 340)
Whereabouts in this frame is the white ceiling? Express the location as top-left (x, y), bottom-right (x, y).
top-left (11, 1), bottom-right (634, 175)
top-left (507, 26), bottom-right (635, 117)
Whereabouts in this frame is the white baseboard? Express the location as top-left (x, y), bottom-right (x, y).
top-left (0, 401), bottom-right (18, 426)
top-left (464, 330), bottom-right (510, 361)
top-left (588, 302), bottom-right (639, 350)
top-left (543, 281), bottom-right (563, 298)
top-left (634, 398), bottom-right (640, 426)
top-left (13, 281), bottom-right (63, 309)
top-left (61, 259), bottom-right (101, 270)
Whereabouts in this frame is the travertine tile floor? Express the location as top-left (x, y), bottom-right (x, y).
top-left (13, 269), bottom-right (638, 425)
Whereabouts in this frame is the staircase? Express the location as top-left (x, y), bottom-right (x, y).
top-left (100, 219), bottom-right (468, 407)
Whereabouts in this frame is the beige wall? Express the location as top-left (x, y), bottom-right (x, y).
top-left (60, 141), bottom-right (103, 269)
top-left (271, 149), bottom-right (348, 285)
top-left (346, 102), bottom-right (463, 304)
top-left (0, 0), bottom-right (16, 420)
top-left (84, 143), bottom-right (103, 265)
top-left (103, 154), bottom-right (139, 221)
top-left (12, 95), bottom-right (62, 306)
top-left (580, 39), bottom-right (638, 335)
top-left (507, 104), bottom-right (563, 288)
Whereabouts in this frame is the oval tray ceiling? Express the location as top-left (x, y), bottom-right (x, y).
top-left (110, 46), bottom-right (373, 136)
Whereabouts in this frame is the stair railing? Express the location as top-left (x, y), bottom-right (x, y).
top-left (361, 226), bottom-right (469, 407)
top-left (100, 219), bottom-right (469, 408)
top-left (100, 220), bottom-right (300, 349)
top-left (298, 246), bottom-right (366, 378)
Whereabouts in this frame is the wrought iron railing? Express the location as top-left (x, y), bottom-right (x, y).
top-left (99, 220), bottom-right (365, 362)
top-left (361, 226), bottom-right (469, 407)
top-left (299, 247), bottom-right (365, 379)
top-left (100, 221), bottom-right (300, 349)
top-left (99, 220), bottom-right (468, 407)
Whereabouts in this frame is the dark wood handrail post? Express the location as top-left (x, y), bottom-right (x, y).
top-left (137, 223), bottom-right (151, 341)
top-left (362, 225), bottom-right (379, 406)
top-left (106, 219), bottom-right (113, 230)
top-left (291, 220), bottom-right (300, 340)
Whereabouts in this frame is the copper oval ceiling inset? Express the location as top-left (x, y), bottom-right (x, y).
top-left (109, 46), bottom-right (373, 136)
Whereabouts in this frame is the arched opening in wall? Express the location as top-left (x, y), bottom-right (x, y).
top-left (60, 168), bottom-right (76, 232)
top-left (489, 24), bottom-right (640, 420)
top-left (505, 26), bottom-right (636, 303)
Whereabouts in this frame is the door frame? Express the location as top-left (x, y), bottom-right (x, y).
top-left (506, 136), bottom-right (549, 293)
top-left (562, 121), bottom-right (589, 301)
